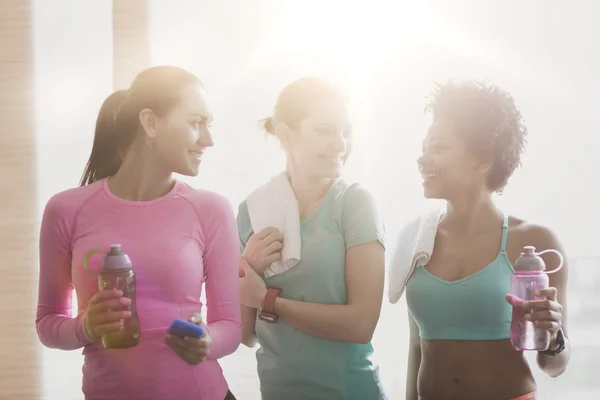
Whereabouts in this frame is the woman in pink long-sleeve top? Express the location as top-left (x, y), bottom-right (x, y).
top-left (36, 66), bottom-right (242, 400)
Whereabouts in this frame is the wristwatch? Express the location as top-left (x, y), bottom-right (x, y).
top-left (539, 328), bottom-right (566, 357)
top-left (258, 288), bottom-right (282, 323)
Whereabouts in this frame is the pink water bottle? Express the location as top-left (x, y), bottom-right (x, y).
top-left (510, 245), bottom-right (563, 351)
top-left (84, 244), bottom-right (141, 349)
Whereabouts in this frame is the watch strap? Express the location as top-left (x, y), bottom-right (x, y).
top-left (261, 288), bottom-right (281, 314)
top-left (539, 328), bottom-right (566, 357)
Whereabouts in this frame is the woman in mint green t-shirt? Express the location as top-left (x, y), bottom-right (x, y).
top-left (237, 77), bottom-right (387, 400)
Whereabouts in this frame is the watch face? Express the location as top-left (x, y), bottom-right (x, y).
top-left (259, 312), bottom-right (279, 323)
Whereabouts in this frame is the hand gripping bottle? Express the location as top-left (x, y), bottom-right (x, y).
top-left (84, 244), bottom-right (140, 349)
top-left (510, 245), bottom-right (563, 351)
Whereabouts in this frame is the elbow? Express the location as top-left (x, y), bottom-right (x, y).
top-left (353, 324), bottom-right (376, 344)
top-left (542, 362), bottom-right (568, 379)
top-left (355, 334), bottom-right (373, 345)
top-left (355, 330), bottom-right (374, 344)
top-left (242, 336), bottom-right (258, 348)
top-left (537, 346), bottom-right (570, 378)
top-left (242, 330), bottom-right (258, 348)
top-left (35, 317), bottom-right (55, 349)
top-left (35, 312), bottom-right (91, 351)
top-left (541, 360), bottom-right (569, 379)
top-left (349, 309), bottom-right (382, 344)
top-left (207, 322), bottom-right (243, 360)
top-left (227, 324), bottom-right (243, 355)
top-left (227, 331), bottom-right (243, 356)
top-left (35, 318), bottom-right (73, 350)
top-left (36, 330), bottom-right (52, 349)
top-left (549, 369), bottom-right (567, 379)
top-left (36, 333), bottom-right (52, 349)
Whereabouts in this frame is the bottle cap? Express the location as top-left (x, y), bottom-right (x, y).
top-left (514, 246), bottom-right (546, 271)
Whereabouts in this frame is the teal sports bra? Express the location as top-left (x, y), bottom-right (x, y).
top-left (405, 214), bottom-right (514, 340)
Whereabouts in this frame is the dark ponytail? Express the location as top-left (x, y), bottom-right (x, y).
top-left (79, 66), bottom-right (202, 187)
top-left (79, 90), bottom-right (130, 186)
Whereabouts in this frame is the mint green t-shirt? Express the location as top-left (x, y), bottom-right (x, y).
top-left (237, 179), bottom-right (387, 400)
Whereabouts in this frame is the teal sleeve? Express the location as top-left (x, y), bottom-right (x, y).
top-left (342, 183), bottom-right (385, 249)
top-left (236, 200), bottom-right (255, 254)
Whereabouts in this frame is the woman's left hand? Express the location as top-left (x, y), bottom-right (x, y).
top-left (507, 287), bottom-right (563, 344)
top-left (239, 257), bottom-right (267, 309)
top-left (165, 313), bottom-right (212, 365)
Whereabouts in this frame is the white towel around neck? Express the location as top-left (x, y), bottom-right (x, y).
top-left (388, 208), bottom-right (444, 304)
top-left (246, 172), bottom-right (301, 278)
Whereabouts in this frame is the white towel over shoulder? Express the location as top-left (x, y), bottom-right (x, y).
top-left (246, 172), bottom-right (302, 278)
top-left (388, 208), bottom-right (444, 304)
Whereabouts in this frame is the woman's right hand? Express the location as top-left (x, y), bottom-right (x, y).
top-left (83, 290), bottom-right (132, 340)
top-left (242, 227), bottom-right (283, 274)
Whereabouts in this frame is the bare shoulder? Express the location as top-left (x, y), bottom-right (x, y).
top-left (508, 216), bottom-right (565, 253)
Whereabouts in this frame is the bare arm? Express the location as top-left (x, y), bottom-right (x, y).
top-left (241, 305), bottom-right (258, 347)
top-left (406, 311), bottom-right (421, 400)
top-left (529, 225), bottom-right (571, 377)
top-left (273, 241), bottom-right (385, 343)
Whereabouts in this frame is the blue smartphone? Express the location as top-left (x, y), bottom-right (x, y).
top-left (167, 318), bottom-right (206, 339)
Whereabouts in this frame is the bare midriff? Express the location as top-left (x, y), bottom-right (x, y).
top-left (418, 339), bottom-right (536, 400)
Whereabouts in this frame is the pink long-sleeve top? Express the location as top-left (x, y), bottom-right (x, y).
top-left (36, 178), bottom-right (242, 400)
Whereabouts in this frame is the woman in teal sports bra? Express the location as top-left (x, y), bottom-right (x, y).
top-left (237, 77), bottom-right (387, 400)
top-left (404, 81), bottom-right (571, 400)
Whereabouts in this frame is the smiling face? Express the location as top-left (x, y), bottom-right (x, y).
top-left (148, 84), bottom-right (214, 177)
top-left (284, 96), bottom-right (353, 180)
top-left (417, 119), bottom-right (490, 200)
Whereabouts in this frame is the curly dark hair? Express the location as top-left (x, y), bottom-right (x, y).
top-left (425, 80), bottom-right (528, 193)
